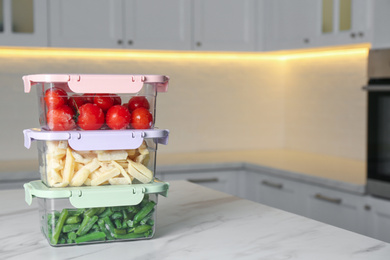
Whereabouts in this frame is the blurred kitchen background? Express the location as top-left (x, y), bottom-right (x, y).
top-left (2, 0), bottom-right (390, 243)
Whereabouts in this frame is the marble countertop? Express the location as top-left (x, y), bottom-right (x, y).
top-left (2, 180), bottom-right (389, 260)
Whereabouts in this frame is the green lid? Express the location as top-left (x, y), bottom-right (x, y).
top-left (24, 179), bottom-right (169, 208)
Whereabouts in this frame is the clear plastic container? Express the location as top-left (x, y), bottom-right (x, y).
top-left (24, 180), bottom-right (169, 246)
top-left (24, 128), bottom-right (169, 188)
top-left (22, 74), bottom-right (169, 131)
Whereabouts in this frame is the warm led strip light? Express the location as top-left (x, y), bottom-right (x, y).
top-left (0, 44), bottom-right (370, 61)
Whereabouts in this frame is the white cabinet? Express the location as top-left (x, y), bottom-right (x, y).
top-left (193, 0), bottom-right (256, 51)
top-left (49, 0), bottom-right (122, 48)
top-left (304, 185), bottom-right (365, 234)
top-left (49, 0), bottom-right (191, 50)
top-left (264, 0), bottom-right (318, 51)
top-left (160, 170), bottom-right (240, 197)
top-left (264, 0), bottom-right (372, 51)
top-left (244, 171), bottom-right (307, 216)
top-left (123, 0), bottom-right (191, 50)
top-left (0, 0), bottom-right (48, 47)
top-left (364, 196), bottom-right (390, 243)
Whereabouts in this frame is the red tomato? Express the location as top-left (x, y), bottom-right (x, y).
top-left (44, 87), bottom-right (68, 109)
top-left (131, 107), bottom-right (153, 129)
top-left (77, 103), bottom-right (105, 130)
top-left (46, 105), bottom-right (76, 131)
top-left (67, 94), bottom-right (85, 113)
top-left (128, 96), bottom-right (150, 112)
top-left (94, 94), bottom-right (114, 112)
top-left (110, 94), bottom-right (122, 106)
top-left (106, 105), bottom-right (131, 130)
top-left (82, 93), bottom-right (95, 103)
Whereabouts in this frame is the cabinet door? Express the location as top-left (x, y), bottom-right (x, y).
top-left (161, 170), bottom-right (239, 197)
top-left (317, 0), bottom-right (372, 46)
top-left (0, 0), bottom-right (48, 46)
top-left (264, 0), bottom-right (318, 51)
top-left (305, 185), bottom-right (364, 234)
top-left (49, 0), bottom-right (123, 48)
top-left (244, 171), bottom-right (307, 216)
top-left (193, 0), bottom-right (255, 51)
top-left (365, 196), bottom-right (390, 243)
top-left (124, 0), bottom-right (191, 50)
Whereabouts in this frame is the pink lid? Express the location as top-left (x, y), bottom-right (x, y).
top-left (23, 74), bottom-right (169, 94)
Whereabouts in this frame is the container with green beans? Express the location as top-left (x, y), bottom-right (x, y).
top-left (24, 179), bottom-right (169, 247)
top-left (39, 194), bottom-right (158, 246)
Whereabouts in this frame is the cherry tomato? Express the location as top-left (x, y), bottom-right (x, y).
top-left (46, 105), bottom-right (76, 131)
top-left (130, 107), bottom-right (153, 129)
top-left (67, 94), bottom-right (85, 113)
top-left (77, 103), bottom-right (105, 130)
top-left (106, 105), bottom-right (131, 130)
top-left (44, 87), bottom-right (68, 109)
top-left (110, 94), bottom-right (122, 106)
top-left (128, 96), bottom-right (150, 112)
top-left (94, 94), bottom-right (114, 112)
top-left (82, 93), bottom-right (95, 103)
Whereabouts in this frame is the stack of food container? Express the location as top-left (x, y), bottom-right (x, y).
top-left (22, 74), bottom-right (170, 246)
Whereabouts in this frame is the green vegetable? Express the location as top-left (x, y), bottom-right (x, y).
top-left (134, 201), bottom-right (156, 224)
top-left (65, 215), bottom-right (81, 224)
top-left (98, 219), bottom-right (114, 240)
top-left (45, 196), bottom-right (157, 245)
top-left (134, 224), bottom-right (152, 234)
top-left (99, 207), bottom-right (114, 218)
top-left (62, 224), bottom-right (80, 233)
top-left (113, 232), bottom-right (146, 239)
top-left (51, 209), bottom-right (69, 245)
top-left (77, 215), bottom-right (98, 236)
top-left (75, 232), bottom-right (106, 244)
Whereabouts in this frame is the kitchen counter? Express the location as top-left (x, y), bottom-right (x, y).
top-left (157, 149), bottom-right (366, 194)
top-left (2, 180), bottom-right (389, 260)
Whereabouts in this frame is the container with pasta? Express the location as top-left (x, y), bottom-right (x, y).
top-left (23, 128), bottom-right (169, 188)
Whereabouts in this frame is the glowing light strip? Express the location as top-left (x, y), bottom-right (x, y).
top-left (0, 44), bottom-right (370, 61)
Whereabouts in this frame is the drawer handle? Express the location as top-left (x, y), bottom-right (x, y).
top-left (187, 178), bottom-right (219, 183)
top-left (261, 180), bottom-right (283, 189)
top-left (314, 193), bottom-right (342, 204)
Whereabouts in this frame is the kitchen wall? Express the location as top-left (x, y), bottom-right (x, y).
top-left (0, 47), bottom-right (367, 169)
top-left (0, 50), bottom-right (284, 163)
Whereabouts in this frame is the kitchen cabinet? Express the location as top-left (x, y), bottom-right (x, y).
top-left (364, 196), bottom-right (390, 243)
top-left (304, 185), bottom-right (365, 234)
top-left (244, 170), bottom-right (307, 216)
top-left (264, 0), bottom-right (372, 51)
top-left (0, 0), bottom-right (48, 47)
top-left (49, 0), bottom-right (191, 50)
top-left (159, 169), bottom-right (240, 197)
top-left (193, 0), bottom-right (256, 51)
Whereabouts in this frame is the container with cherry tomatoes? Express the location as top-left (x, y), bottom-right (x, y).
top-left (23, 74), bottom-right (169, 131)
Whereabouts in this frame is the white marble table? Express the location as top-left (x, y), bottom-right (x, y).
top-left (1, 180), bottom-right (389, 260)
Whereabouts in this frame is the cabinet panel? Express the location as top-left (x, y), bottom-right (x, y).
top-left (124, 0), bottom-right (191, 50)
top-left (161, 170), bottom-right (239, 197)
top-left (264, 0), bottom-right (318, 51)
top-left (305, 185), bottom-right (364, 234)
top-left (365, 196), bottom-right (390, 243)
top-left (0, 0), bottom-right (48, 46)
top-left (245, 171), bottom-right (307, 216)
top-left (193, 0), bottom-right (255, 51)
top-left (49, 0), bottom-right (122, 48)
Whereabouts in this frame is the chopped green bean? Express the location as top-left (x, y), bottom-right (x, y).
top-left (134, 224), bottom-right (152, 234)
top-left (77, 215), bottom-right (98, 236)
top-left (65, 215), bottom-right (81, 224)
top-left (62, 224), bottom-right (80, 233)
top-left (51, 209), bottom-right (69, 245)
top-left (75, 232), bottom-right (106, 244)
top-left (99, 207), bottom-right (114, 218)
top-left (134, 201), bottom-right (156, 224)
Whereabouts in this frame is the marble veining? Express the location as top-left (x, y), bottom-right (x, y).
top-left (1, 180), bottom-right (389, 260)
